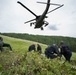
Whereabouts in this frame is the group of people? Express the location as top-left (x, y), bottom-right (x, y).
top-left (0, 37), bottom-right (12, 52)
top-left (28, 44), bottom-right (42, 53)
top-left (45, 41), bottom-right (72, 62)
top-left (0, 36), bottom-right (72, 62)
top-left (28, 41), bottom-right (72, 62)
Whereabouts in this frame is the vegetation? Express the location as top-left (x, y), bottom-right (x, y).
top-left (0, 35), bottom-right (76, 75)
top-left (0, 33), bottom-right (76, 52)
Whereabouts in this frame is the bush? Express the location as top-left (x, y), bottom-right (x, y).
top-left (1, 51), bottom-right (76, 75)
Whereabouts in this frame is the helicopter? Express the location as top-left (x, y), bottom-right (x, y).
top-left (17, 0), bottom-right (63, 30)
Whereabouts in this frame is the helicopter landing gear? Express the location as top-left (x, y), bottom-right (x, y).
top-left (45, 23), bottom-right (48, 27)
top-left (44, 21), bottom-right (49, 27)
top-left (30, 22), bottom-right (36, 26)
top-left (30, 23), bottom-right (32, 26)
top-left (41, 27), bottom-right (44, 30)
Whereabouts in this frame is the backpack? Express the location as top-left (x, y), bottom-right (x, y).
top-left (64, 45), bottom-right (71, 53)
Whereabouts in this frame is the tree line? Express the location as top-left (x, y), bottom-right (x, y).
top-left (0, 33), bottom-right (76, 52)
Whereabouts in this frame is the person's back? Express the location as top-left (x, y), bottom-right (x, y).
top-left (45, 46), bottom-right (55, 54)
top-left (60, 41), bottom-right (72, 62)
top-left (61, 45), bottom-right (72, 54)
top-left (45, 44), bottom-right (61, 59)
top-left (28, 44), bottom-right (36, 52)
top-left (37, 44), bottom-right (42, 53)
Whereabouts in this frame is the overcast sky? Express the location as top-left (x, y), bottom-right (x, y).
top-left (0, 0), bottom-right (76, 38)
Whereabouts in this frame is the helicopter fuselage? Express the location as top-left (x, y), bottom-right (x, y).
top-left (35, 0), bottom-right (50, 29)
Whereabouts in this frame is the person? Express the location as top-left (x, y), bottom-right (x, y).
top-left (0, 37), bottom-right (3, 52)
top-left (60, 41), bottom-right (72, 62)
top-left (0, 37), bottom-right (12, 51)
top-left (37, 44), bottom-right (42, 53)
top-left (45, 44), bottom-right (61, 59)
top-left (28, 44), bottom-right (36, 52)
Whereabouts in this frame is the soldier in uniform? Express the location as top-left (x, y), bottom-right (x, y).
top-left (45, 44), bottom-right (61, 59)
top-left (60, 41), bottom-right (72, 62)
top-left (37, 44), bottom-right (42, 53)
top-left (0, 37), bottom-right (3, 52)
top-left (0, 37), bottom-right (12, 52)
top-left (28, 44), bottom-right (36, 52)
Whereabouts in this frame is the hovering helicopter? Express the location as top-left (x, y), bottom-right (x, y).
top-left (17, 0), bottom-right (63, 30)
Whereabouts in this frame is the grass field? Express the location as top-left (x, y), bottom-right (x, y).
top-left (0, 35), bottom-right (76, 75)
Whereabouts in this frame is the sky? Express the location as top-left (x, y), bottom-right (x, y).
top-left (0, 0), bottom-right (76, 38)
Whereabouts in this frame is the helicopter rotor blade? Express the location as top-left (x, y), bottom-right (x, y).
top-left (24, 18), bottom-right (36, 24)
top-left (17, 1), bottom-right (37, 17)
top-left (47, 4), bottom-right (64, 14)
top-left (50, 3), bottom-right (62, 6)
top-left (37, 2), bottom-right (62, 6)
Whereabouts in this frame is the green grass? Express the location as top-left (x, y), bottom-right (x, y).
top-left (0, 34), bottom-right (46, 52)
top-left (0, 35), bottom-right (46, 69)
top-left (0, 35), bottom-right (76, 75)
